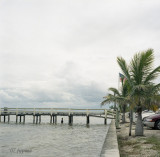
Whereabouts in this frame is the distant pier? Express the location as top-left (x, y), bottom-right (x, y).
top-left (0, 108), bottom-right (116, 125)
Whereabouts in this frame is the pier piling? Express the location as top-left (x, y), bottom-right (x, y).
top-left (52, 115), bottom-right (54, 123)
top-left (4, 115), bottom-right (6, 123)
top-left (68, 115), bottom-right (73, 124)
top-left (39, 116), bottom-right (41, 124)
top-left (23, 115), bottom-right (25, 124)
top-left (16, 115), bottom-right (18, 123)
top-left (71, 115), bottom-right (73, 123)
top-left (33, 115), bottom-right (35, 124)
top-left (36, 116), bottom-right (38, 124)
top-left (50, 115), bottom-right (52, 124)
top-left (55, 116), bottom-right (57, 124)
top-left (20, 116), bottom-right (22, 123)
top-left (86, 116), bottom-right (90, 125)
top-left (8, 115), bottom-right (10, 123)
top-left (104, 118), bottom-right (107, 125)
top-left (104, 109), bottom-right (107, 125)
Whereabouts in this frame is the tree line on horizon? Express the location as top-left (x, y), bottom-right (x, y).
top-left (101, 49), bottom-right (160, 136)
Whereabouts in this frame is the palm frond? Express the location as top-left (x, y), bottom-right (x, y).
top-left (101, 94), bottom-right (116, 106)
top-left (108, 88), bottom-right (120, 96)
top-left (130, 49), bottom-right (154, 85)
top-left (144, 66), bottom-right (160, 84)
top-left (117, 57), bottom-right (132, 86)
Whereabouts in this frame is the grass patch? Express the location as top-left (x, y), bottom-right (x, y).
top-left (118, 135), bottom-right (160, 156)
top-left (133, 144), bottom-right (140, 149)
top-left (117, 135), bottom-right (141, 156)
top-left (144, 136), bottom-right (160, 154)
top-left (120, 154), bottom-right (130, 157)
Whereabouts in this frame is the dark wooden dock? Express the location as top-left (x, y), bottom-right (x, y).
top-left (0, 108), bottom-right (116, 125)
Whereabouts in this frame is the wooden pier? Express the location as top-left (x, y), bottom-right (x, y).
top-left (0, 108), bottom-right (117, 125)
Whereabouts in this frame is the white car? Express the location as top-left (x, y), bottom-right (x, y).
top-left (143, 114), bottom-right (160, 129)
top-left (135, 110), bottom-right (155, 121)
top-left (142, 110), bottom-right (155, 120)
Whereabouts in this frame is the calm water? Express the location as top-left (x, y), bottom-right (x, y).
top-left (0, 116), bottom-right (111, 157)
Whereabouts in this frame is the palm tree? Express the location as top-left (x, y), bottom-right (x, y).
top-left (143, 84), bottom-right (160, 111)
top-left (117, 49), bottom-right (160, 136)
top-left (101, 80), bottom-right (129, 123)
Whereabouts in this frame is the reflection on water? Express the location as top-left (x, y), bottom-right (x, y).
top-left (0, 116), bottom-right (111, 157)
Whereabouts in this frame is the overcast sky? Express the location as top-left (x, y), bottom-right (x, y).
top-left (0, 0), bottom-right (160, 108)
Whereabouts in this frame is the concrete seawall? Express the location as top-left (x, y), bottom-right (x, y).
top-left (100, 120), bottom-right (120, 157)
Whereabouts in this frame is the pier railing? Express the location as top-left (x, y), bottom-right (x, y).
top-left (0, 108), bottom-right (119, 125)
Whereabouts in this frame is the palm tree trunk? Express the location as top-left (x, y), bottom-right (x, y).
top-left (129, 110), bottom-right (133, 136)
top-left (122, 105), bottom-right (126, 123)
top-left (135, 109), bottom-right (143, 136)
top-left (114, 102), bottom-right (116, 111)
top-left (122, 111), bottom-right (125, 123)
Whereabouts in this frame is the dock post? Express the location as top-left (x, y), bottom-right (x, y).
top-left (33, 108), bottom-right (36, 124)
top-left (55, 115), bottom-right (57, 124)
top-left (50, 115), bottom-right (52, 124)
top-left (36, 116), bottom-right (38, 124)
top-left (16, 115), bottom-right (18, 123)
top-left (68, 115), bottom-right (70, 124)
top-left (104, 109), bottom-right (107, 125)
top-left (71, 115), bottom-right (73, 123)
top-left (39, 116), bottom-right (41, 124)
top-left (16, 108), bottom-right (18, 124)
top-left (8, 115), bottom-right (10, 123)
top-left (23, 115), bottom-right (25, 124)
top-left (86, 116), bottom-right (90, 125)
top-left (20, 116), bottom-right (22, 123)
top-left (69, 115), bottom-right (73, 124)
top-left (86, 109), bottom-right (90, 125)
top-left (104, 118), bottom-right (107, 125)
top-left (33, 115), bottom-right (35, 124)
top-left (52, 115), bottom-right (54, 123)
top-left (4, 115), bottom-right (6, 123)
top-left (0, 108), bottom-right (1, 122)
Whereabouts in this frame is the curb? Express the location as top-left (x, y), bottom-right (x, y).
top-left (100, 119), bottom-right (120, 157)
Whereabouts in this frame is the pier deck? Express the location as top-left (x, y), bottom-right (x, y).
top-left (0, 108), bottom-right (116, 124)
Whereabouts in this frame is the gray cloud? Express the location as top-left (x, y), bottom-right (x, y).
top-left (0, 0), bottom-right (160, 108)
top-left (0, 81), bottom-right (105, 108)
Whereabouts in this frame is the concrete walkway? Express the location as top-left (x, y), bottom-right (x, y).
top-left (100, 120), bottom-right (120, 157)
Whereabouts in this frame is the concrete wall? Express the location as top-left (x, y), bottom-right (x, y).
top-left (100, 120), bottom-right (120, 157)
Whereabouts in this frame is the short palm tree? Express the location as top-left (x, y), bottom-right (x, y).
top-left (101, 80), bottom-right (129, 123)
top-left (117, 49), bottom-right (160, 136)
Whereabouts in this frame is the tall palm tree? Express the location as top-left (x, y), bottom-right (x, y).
top-left (117, 49), bottom-right (160, 136)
